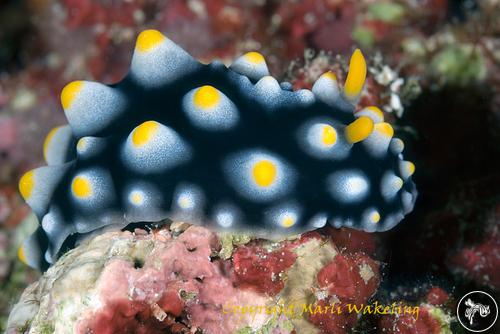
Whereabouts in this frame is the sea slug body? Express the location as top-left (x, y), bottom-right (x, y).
top-left (18, 30), bottom-right (417, 270)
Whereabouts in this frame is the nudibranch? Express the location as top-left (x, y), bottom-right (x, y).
top-left (18, 30), bottom-right (416, 270)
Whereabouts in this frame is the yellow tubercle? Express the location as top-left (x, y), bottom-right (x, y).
top-left (244, 52), bottom-right (265, 64)
top-left (61, 81), bottom-right (83, 110)
top-left (321, 71), bottom-right (337, 81)
top-left (43, 127), bottom-right (59, 161)
top-left (130, 192), bottom-right (144, 205)
top-left (178, 196), bottom-right (192, 209)
top-left (344, 49), bottom-right (367, 101)
top-left (407, 162), bottom-right (416, 176)
top-left (76, 138), bottom-right (87, 152)
top-left (18, 246), bottom-right (27, 264)
top-left (19, 170), bottom-right (34, 200)
top-left (371, 212), bottom-right (381, 223)
top-left (344, 116), bottom-right (374, 144)
top-left (321, 125), bottom-right (337, 146)
top-left (132, 121), bottom-right (159, 147)
top-left (282, 216), bottom-right (296, 228)
top-left (135, 29), bottom-right (166, 53)
top-left (72, 176), bottom-right (92, 198)
top-left (252, 160), bottom-right (277, 187)
top-left (395, 177), bottom-right (404, 190)
top-left (374, 122), bottom-right (394, 137)
top-left (193, 85), bottom-right (220, 109)
top-left (366, 106), bottom-right (384, 121)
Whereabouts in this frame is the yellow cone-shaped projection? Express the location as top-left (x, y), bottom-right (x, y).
top-left (130, 29), bottom-right (200, 87)
top-left (19, 165), bottom-right (70, 217)
top-left (230, 51), bottom-right (270, 81)
top-left (43, 125), bottom-right (74, 165)
top-left (312, 71), bottom-right (340, 105)
top-left (61, 81), bottom-right (126, 137)
top-left (362, 122), bottom-right (394, 157)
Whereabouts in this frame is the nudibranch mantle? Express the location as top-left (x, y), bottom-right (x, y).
top-left (19, 30), bottom-right (417, 270)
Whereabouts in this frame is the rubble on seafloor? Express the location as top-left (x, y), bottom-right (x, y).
top-left (6, 222), bottom-right (382, 334)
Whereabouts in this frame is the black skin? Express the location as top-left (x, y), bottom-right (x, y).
top-left (30, 60), bottom-right (416, 270)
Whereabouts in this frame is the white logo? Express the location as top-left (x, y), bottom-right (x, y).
top-left (464, 298), bottom-right (490, 325)
top-left (457, 291), bottom-right (498, 332)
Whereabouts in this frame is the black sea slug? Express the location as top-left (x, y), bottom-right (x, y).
top-left (18, 30), bottom-right (417, 270)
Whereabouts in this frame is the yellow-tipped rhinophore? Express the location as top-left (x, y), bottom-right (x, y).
top-left (345, 116), bottom-right (374, 144)
top-left (135, 29), bottom-right (167, 53)
top-left (344, 49), bottom-right (367, 101)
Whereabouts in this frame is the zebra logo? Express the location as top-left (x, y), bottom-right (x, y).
top-left (457, 291), bottom-right (498, 332)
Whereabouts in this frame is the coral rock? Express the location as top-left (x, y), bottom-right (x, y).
top-left (7, 223), bottom-right (382, 334)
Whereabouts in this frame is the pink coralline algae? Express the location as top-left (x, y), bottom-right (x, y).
top-left (6, 223), bottom-right (381, 334)
top-left (317, 253), bottom-right (379, 302)
top-left (425, 287), bottom-right (450, 306)
top-left (74, 226), bottom-right (266, 334)
top-left (232, 243), bottom-right (297, 296)
top-left (310, 252), bottom-right (380, 333)
top-left (377, 287), bottom-right (453, 334)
